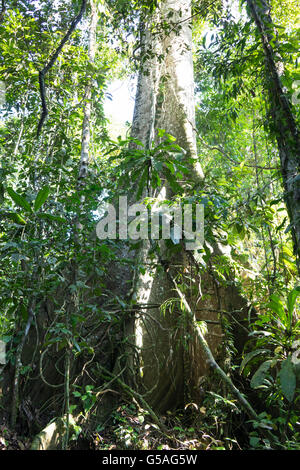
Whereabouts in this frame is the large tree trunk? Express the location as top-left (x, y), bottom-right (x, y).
top-left (126, 0), bottom-right (250, 412)
top-left (128, 0), bottom-right (203, 412)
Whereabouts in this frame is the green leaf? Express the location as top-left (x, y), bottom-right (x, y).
top-left (37, 213), bottom-right (66, 223)
top-left (136, 166), bottom-right (148, 199)
top-left (279, 357), bottom-right (296, 402)
top-left (287, 287), bottom-right (300, 318)
top-left (266, 294), bottom-right (286, 323)
top-left (157, 128), bottom-right (166, 138)
top-left (162, 167), bottom-right (182, 194)
top-left (7, 187), bottom-right (32, 212)
top-left (250, 360), bottom-right (272, 389)
top-left (34, 186), bottom-right (50, 211)
top-left (73, 340), bottom-right (81, 353)
top-left (232, 222), bottom-right (245, 240)
top-left (249, 436), bottom-right (261, 448)
top-left (165, 133), bottom-right (176, 142)
top-left (240, 349), bottom-right (269, 373)
top-left (5, 211), bottom-right (27, 225)
top-left (1, 335), bottom-right (12, 343)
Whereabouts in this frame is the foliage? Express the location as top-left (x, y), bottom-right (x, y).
top-left (240, 287), bottom-right (300, 448)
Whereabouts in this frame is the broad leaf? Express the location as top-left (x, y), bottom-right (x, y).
top-left (250, 360), bottom-right (272, 389)
top-left (37, 213), bottom-right (66, 223)
top-left (240, 349), bottom-right (269, 373)
top-left (7, 187), bottom-right (31, 212)
top-left (136, 166), bottom-right (149, 199)
top-left (34, 186), bottom-right (50, 211)
top-left (287, 286), bottom-right (300, 318)
top-left (5, 211), bottom-right (27, 225)
top-left (266, 294), bottom-right (286, 325)
top-left (279, 357), bottom-right (296, 402)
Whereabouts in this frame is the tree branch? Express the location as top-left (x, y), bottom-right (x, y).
top-left (37, 0), bottom-right (87, 137)
top-left (197, 133), bottom-right (279, 171)
top-left (0, 0), bottom-right (6, 24)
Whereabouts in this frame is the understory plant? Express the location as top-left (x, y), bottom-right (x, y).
top-left (240, 287), bottom-right (300, 448)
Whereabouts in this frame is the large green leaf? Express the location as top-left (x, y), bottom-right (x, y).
top-left (279, 357), bottom-right (296, 402)
top-left (7, 187), bottom-right (32, 212)
top-left (266, 294), bottom-right (286, 326)
top-left (37, 213), bottom-right (66, 223)
top-left (287, 287), bottom-right (300, 318)
top-left (34, 186), bottom-right (50, 211)
top-left (240, 349), bottom-right (269, 373)
top-left (4, 211), bottom-right (27, 225)
top-left (250, 360), bottom-right (273, 389)
top-left (162, 167), bottom-right (182, 194)
top-left (136, 166), bottom-right (149, 199)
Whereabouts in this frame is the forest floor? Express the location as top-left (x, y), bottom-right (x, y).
top-left (0, 402), bottom-right (234, 451)
top-left (0, 421), bottom-right (31, 450)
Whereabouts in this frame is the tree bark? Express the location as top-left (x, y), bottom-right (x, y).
top-left (77, 0), bottom-right (98, 187)
top-left (128, 0), bottom-right (203, 411)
